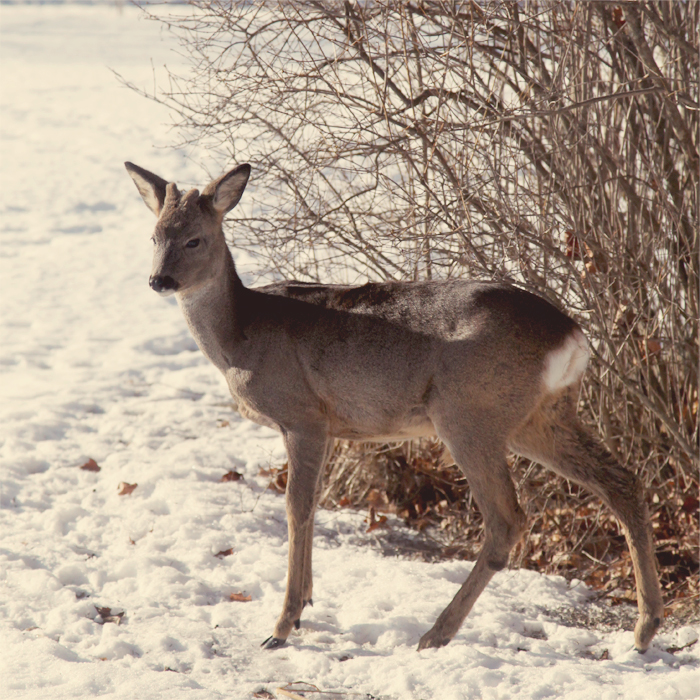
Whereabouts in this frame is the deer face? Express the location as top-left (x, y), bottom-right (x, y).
top-left (125, 162), bottom-right (251, 297)
top-left (147, 186), bottom-right (224, 297)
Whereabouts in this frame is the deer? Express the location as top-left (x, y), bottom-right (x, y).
top-left (125, 161), bottom-right (663, 653)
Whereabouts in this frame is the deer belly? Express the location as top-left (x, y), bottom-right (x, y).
top-left (324, 400), bottom-right (436, 441)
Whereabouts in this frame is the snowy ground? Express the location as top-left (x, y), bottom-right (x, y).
top-left (0, 5), bottom-right (698, 699)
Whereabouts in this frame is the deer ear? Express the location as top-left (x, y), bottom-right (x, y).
top-left (125, 162), bottom-right (169, 217)
top-left (203, 164), bottom-right (251, 215)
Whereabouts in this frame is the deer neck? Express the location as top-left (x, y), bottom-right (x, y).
top-left (176, 247), bottom-right (247, 371)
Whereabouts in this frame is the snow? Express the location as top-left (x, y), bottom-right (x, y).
top-left (0, 5), bottom-right (698, 699)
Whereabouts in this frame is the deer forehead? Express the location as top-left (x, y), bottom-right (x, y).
top-left (155, 188), bottom-right (208, 237)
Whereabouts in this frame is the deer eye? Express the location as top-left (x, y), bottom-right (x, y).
top-left (186, 239), bottom-right (200, 249)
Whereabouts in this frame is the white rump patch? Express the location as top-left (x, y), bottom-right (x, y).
top-left (542, 328), bottom-right (590, 392)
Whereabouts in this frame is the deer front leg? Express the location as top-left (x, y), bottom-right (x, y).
top-left (298, 440), bottom-right (334, 616)
top-left (261, 425), bottom-right (330, 650)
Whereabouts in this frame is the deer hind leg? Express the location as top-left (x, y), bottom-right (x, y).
top-left (261, 426), bottom-right (330, 650)
top-left (509, 388), bottom-right (663, 652)
top-left (418, 419), bottom-right (526, 650)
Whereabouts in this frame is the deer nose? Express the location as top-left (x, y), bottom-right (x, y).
top-left (149, 275), bottom-right (178, 293)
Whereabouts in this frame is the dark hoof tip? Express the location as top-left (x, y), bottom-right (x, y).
top-left (305, 598), bottom-right (313, 608)
top-left (417, 634), bottom-right (450, 651)
top-left (294, 619), bottom-right (300, 630)
top-left (261, 636), bottom-right (286, 650)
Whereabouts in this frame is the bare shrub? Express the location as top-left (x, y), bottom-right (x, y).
top-left (140, 1), bottom-right (698, 604)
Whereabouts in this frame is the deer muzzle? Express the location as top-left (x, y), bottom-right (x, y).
top-left (149, 274), bottom-right (179, 294)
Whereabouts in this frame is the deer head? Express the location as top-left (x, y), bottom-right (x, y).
top-left (125, 162), bottom-right (250, 296)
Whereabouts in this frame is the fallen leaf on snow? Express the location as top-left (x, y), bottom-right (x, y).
top-left (230, 592), bottom-right (252, 602)
top-left (118, 482), bottom-right (137, 496)
top-left (221, 470), bottom-right (243, 482)
top-left (215, 548), bottom-right (233, 558)
top-left (94, 606), bottom-right (124, 625)
top-left (366, 508), bottom-right (388, 533)
top-left (80, 458), bottom-right (100, 472)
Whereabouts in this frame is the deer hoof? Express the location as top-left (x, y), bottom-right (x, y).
top-left (417, 629), bottom-right (451, 651)
top-left (261, 636), bottom-right (287, 650)
top-left (294, 619), bottom-right (301, 630)
top-left (634, 613), bottom-right (662, 653)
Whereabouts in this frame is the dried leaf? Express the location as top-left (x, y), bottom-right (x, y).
top-left (260, 465), bottom-right (288, 493)
top-left (645, 338), bottom-right (662, 356)
top-left (221, 470), bottom-right (243, 482)
top-left (80, 458), bottom-right (100, 472)
top-left (253, 692), bottom-right (275, 699)
top-left (564, 230), bottom-right (600, 274)
top-left (118, 482), bottom-right (137, 496)
top-left (564, 230), bottom-right (582, 258)
top-left (612, 7), bottom-right (625, 27)
top-left (367, 488), bottom-right (391, 512)
top-left (94, 606), bottom-right (124, 625)
top-left (366, 514), bottom-right (388, 533)
top-left (682, 496), bottom-right (699, 514)
top-left (217, 419), bottom-right (230, 428)
top-left (230, 592), bottom-right (252, 602)
top-left (215, 548), bottom-right (233, 558)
